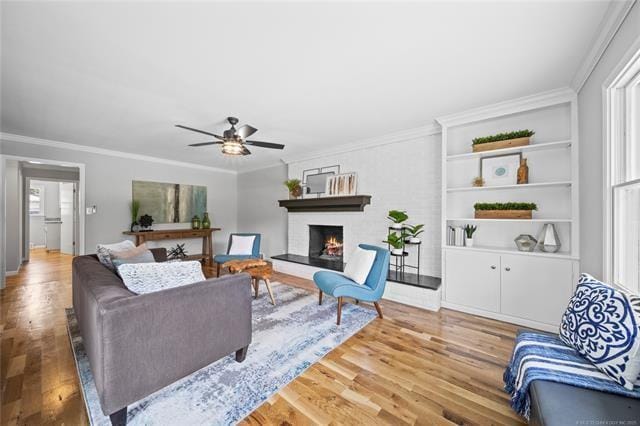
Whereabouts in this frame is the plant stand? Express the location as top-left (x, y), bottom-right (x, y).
top-left (387, 226), bottom-right (421, 279)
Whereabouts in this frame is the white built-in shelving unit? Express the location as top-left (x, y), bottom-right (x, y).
top-left (437, 88), bottom-right (580, 332)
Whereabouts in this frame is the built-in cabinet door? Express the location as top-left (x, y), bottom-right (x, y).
top-left (500, 254), bottom-right (573, 326)
top-left (445, 250), bottom-right (500, 312)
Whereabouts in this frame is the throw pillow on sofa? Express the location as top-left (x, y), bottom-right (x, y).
top-left (110, 243), bottom-right (156, 268)
top-left (343, 247), bottom-right (377, 285)
top-left (117, 261), bottom-right (206, 294)
top-left (559, 273), bottom-right (640, 390)
top-left (97, 240), bottom-right (135, 271)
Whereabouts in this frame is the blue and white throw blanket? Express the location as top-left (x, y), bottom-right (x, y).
top-left (504, 331), bottom-right (640, 419)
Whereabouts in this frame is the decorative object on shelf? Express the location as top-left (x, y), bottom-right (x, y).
top-left (168, 243), bottom-right (188, 260)
top-left (202, 212), bottom-right (211, 229)
top-left (537, 223), bottom-right (561, 253)
top-left (383, 231), bottom-right (406, 256)
top-left (447, 226), bottom-right (466, 246)
top-left (302, 165), bottom-right (340, 198)
top-left (387, 210), bottom-right (409, 229)
top-left (480, 153), bottom-right (521, 186)
top-left (132, 180), bottom-right (207, 223)
top-left (472, 176), bottom-right (485, 187)
top-left (129, 200), bottom-right (141, 232)
top-left (139, 214), bottom-right (154, 231)
top-left (284, 179), bottom-right (302, 199)
top-left (474, 202), bottom-right (538, 219)
top-left (325, 172), bottom-right (357, 196)
top-left (514, 234), bottom-right (537, 252)
top-left (404, 224), bottom-right (424, 244)
top-left (191, 215), bottom-right (201, 230)
top-left (471, 129), bottom-right (535, 153)
top-left (517, 158), bottom-right (529, 184)
top-left (464, 224), bottom-right (477, 247)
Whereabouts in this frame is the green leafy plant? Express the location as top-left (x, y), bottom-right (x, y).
top-left (474, 202), bottom-right (538, 211)
top-left (464, 224), bottom-right (477, 238)
top-left (387, 210), bottom-right (409, 224)
top-left (284, 179), bottom-right (301, 192)
top-left (472, 129), bottom-right (535, 146)
top-left (130, 200), bottom-right (140, 223)
top-left (405, 224), bottom-right (424, 238)
top-left (383, 231), bottom-right (406, 249)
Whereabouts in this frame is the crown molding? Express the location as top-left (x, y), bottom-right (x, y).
top-left (436, 87), bottom-right (576, 128)
top-left (0, 132), bottom-right (237, 174)
top-left (281, 123), bottom-right (441, 164)
top-left (571, 0), bottom-right (636, 93)
top-left (237, 160), bottom-right (287, 174)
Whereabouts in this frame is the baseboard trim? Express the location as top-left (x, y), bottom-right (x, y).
top-left (5, 270), bottom-right (20, 276)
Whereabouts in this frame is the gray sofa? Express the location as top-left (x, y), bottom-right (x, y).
top-left (72, 248), bottom-right (252, 425)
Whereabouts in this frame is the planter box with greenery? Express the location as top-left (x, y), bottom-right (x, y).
top-left (474, 202), bottom-right (538, 219)
top-left (471, 129), bottom-right (535, 153)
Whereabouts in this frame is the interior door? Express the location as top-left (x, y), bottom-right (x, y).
top-left (445, 249), bottom-right (501, 312)
top-left (60, 182), bottom-right (74, 255)
top-left (500, 254), bottom-right (573, 326)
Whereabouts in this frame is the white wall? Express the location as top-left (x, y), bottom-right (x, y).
top-left (578, 2), bottom-right (640, 278)
top-left (5, 160), bottom-right (21, 273)
top-left (1, 140), bottom-right (238, 256)
top-left (287, 133), bottom-right (442, 277)
top-left (237, 164), bottom-right (288, 258)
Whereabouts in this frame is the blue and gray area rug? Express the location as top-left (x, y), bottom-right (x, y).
top-left (66, 282), bottom-right (377, 425)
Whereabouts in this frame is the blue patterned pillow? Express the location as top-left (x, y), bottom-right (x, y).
top-left (559, 273), bottom-right (640, 389)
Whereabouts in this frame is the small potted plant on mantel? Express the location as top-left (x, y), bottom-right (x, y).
top-left (472, 129), bottom-right (535, 153)
top-left (387, 210), bottom-right (409, 229)
top-left (464, 224), bottom-right (477, 247)
top-left (404, 224), bottom-right (424, 244)
top-left (284, 179), bottom-right (302, 199)
top-left (474, 202), bottom-right (538, 219)
top-left (383, 231), bottom-right (406, 256)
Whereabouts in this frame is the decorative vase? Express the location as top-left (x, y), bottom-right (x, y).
top-left (191, 215), bottom-right (201, 230)
top-left (289, 186), bottom-right (302, 199)
top-left (514, 234), bottom-right (537, 252)
top-left (537, 223), bottom-right (561, 253)
top-left (130, 221), bottom-right (139, 232)
top-left (409, 237), bottom-right (421, 244)
top-left (465, 238), bottom-right (474, 247)
top-left (517, 158), bottom-right (529, 184)
top-left (201, 212), bottom-right (211, 229)
top-left (391, 223), bottom-right (404, 230)
top-left (391, 248), bottom-right (404, 256)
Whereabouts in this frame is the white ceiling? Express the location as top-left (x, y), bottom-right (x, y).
top-left (1, 1), bottom-right (611, 172)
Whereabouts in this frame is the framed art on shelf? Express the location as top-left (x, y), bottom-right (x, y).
top-left (480, 153), bottom-right (521, 187)
top-left (325, 172), bottom-right (357, 196)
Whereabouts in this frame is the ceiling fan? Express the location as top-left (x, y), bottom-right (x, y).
top-left (176, 117), bottom-right (285, 156)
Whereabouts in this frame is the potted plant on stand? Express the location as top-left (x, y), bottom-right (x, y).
top-left (129, 200), bottom-right (140, 232)
top-left (284, 179), bottom-right (302, 199)
top-left (464, 224), bottom-right (477, 247)
top-left (404, 224), bottom-right (424, 244)
top-left (387, 210), bottom-right (409, 229)
top-left (383, 231), bottom-right (406, 256)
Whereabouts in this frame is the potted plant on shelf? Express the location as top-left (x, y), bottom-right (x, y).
top-left (474, 202), bottom-right (538, 219)
top-left (471, 129), bottom-right (535, 153)
top-left (404, 224), bottom-right (424, 243)
top-left (464, 224), bottom-right (477, 247)
top-left (129, 200), bottom-right (140, 232)
top-left (383, 231), bottom-right (406, 256)
top-left (387, 210), bottom-right (409, 229)
top-left (284, 179), bottom-right (302, 199)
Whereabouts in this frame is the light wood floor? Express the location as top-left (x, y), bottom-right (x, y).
top-left (1, 250), bottom-right (525, 425)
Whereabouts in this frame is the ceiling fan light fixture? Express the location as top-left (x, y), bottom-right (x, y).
top-left (221, 140), bottom-right (244, 156)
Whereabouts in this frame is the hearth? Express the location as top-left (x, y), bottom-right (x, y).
top-left (309, 225), bottom-right (343, 262)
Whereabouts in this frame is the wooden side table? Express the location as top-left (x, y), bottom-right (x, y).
top-left (222, 259), bottom-right (275, 305)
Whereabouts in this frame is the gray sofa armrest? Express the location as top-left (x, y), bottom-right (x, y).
top-left (95, 273), bottom-right (252, 415)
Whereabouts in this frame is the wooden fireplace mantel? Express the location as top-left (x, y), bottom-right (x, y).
top-left (278, 195), bottom-right (371, 213)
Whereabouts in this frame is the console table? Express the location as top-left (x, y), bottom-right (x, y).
top-left (123, 228), bottom-right (221, 266)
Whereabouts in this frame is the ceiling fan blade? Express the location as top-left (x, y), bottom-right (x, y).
top-left (244, 140), bottom-right (285, 150)
top-left (176, 124), bottom-right (224, 140)
top-left (242, 146), bottom-right (252, 155)
top-left (188, 141), bottom-right (222, 147)
top-left (237, 124), bottom-right (258, 139)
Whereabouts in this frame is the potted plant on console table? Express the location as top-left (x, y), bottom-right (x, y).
top-left (474, 202), bottom-right (538, 219)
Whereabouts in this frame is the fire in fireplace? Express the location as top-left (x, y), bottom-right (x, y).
top-left (309, 225), bottom-right (344, 262)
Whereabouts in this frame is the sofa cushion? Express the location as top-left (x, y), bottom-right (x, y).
top-left (559, 273), bottom-right (640, 390)
top-left (110, 243), bottom-right (156, 269)
top-left (117, 261), bottom-right (206, 294)
top-left (97, 240), bottom-right (135, 271)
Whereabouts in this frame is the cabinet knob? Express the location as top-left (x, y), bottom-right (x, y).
top-left (490, 265), bottom-right (496, 270)
top-left (505, 267), bottom-right (511, 271)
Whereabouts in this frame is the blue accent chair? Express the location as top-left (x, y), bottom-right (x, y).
top-left (213, 233), bottom-right (261, 276)
top-left (313, 244), bottom-right (390, 325)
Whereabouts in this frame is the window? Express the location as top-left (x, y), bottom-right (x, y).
top-left (29, 185), bottom-right (44, 216)
top-left (606, 45), bottom-right (640, 293)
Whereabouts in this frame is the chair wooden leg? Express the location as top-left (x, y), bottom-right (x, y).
top-left (319, 290), bottom-right (323, 305)
top-left (373, 301), bottom-right (383, 319)
top-left (264, 279), bottom-right (276, 305)
top-left (253, 279), bottom-right (259, 298)
top-left (337, 297), bottom-right (343, 325)
top-left (216, 263), bottom-right (220, 277)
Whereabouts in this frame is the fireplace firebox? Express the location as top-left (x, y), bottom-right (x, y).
top-left (309, 225), bottom-right (343, 262)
